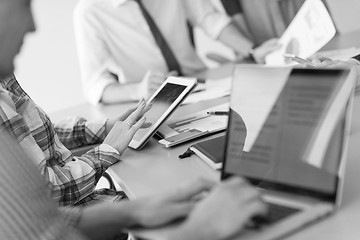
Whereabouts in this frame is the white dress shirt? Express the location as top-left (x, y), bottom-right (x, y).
top-left (74, 0), bottom-right (231, 103)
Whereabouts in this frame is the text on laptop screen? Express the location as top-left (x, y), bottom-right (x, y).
top-left (223, 68), bottom-right (352, 199)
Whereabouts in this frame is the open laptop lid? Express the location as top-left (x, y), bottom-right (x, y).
top-left (222, 66), bottom-right (355, 204)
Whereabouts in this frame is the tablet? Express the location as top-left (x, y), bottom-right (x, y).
top-left (129, 77), bottom-right (197, 150)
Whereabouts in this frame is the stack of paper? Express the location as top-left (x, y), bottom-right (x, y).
top-left (181, 77), bottom-right (231, 105)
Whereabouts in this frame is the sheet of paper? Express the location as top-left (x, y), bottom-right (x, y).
top-left (303, 69), bottom-right (355, 168)
top-left (181, 77), bottom-right (231, 105)
top-left (316, 47), bottom-right (360, 61)
top-left (265, 0), bottom-right (336, 65)
top-left (158, 103), bottom-right (229, 147)
top-left (168, 103), bottom-right (229, 133)
top-left (230, 66), bottom-right (291, 151)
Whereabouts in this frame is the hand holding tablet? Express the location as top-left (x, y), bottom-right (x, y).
top-left (104, 99), bottom-right (148, 155)
top-left (105, 99), bottom-right (152, 135)
top-left (129, 77), bottom-right (197, 150)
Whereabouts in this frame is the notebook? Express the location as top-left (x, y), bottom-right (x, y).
top-left (221, 65), bottom-right (356, 239)
top-left (178, 135), bottom-right (227, 170)
top-left (178, 111), bottom-right (247, 170)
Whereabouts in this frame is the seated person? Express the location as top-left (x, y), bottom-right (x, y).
top-left (0, 0), bottom-right (150, 207)
top-left (0, 2), bottom-right (266, 239)
top-left (220, 0), bottom-right (305, 45)
top-left (0, 73), bottom-right (148, 206)
top-left (0, 128), bottom-right (266, 240)
top-left (74, 0), bottom-right (279, 104)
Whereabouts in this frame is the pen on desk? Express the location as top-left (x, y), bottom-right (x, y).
top-left (283, 53), bottom-right (316, 67)
top-left (207, 111), bottom-right (229, 116)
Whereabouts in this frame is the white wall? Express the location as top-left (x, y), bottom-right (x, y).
top-left (15, 0), bottom-right (83, 114)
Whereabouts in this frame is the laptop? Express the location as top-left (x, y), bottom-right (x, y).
top-left (221, 65), bottom-right (356, 239)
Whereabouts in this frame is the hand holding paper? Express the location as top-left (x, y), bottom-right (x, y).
top-left (265, 0), bottom-right (336, 66)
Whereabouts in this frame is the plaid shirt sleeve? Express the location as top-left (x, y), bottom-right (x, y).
top-left (0, 76), bottom-right (122, 206)
top-left (43, 141), bottom-right (121, 206)
top-left (54, 116), bottom-right (107, 149)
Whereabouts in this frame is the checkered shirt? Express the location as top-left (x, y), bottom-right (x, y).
top-left (0, 74), bottom-right (125, 206)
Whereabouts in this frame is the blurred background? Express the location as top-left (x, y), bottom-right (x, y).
top-left (15, 0), bottom-right (360, 114)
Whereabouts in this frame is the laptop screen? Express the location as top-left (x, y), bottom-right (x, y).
top-left (222, 67), bottom-right (354, 202)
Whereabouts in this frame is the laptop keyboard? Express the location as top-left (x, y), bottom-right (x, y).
top-left (246, 202), bottom-right (300, 229)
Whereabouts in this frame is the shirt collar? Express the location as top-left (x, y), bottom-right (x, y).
top-left (112, 0), bottom-right (128, 7)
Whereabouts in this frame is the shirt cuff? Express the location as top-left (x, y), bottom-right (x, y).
top-left (92, 143), bottom-right (121, 168)
top-left (202, 13), bottom-right (232, 39)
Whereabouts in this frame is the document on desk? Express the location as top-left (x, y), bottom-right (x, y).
top-left (158, 103), bottom-right (229, 147)
top-left (181, 77), bottom-right (231, 105)
top-left (265, 0), bottom-right (336, 65)
top-left (317, 47), bottom-right (360, 61)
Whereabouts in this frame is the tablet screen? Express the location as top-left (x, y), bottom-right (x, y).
top-left (132, 83), bottom-right (187, 141)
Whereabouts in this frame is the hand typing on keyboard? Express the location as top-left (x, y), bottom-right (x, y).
top-left (169, 177), bottom-right (268, 240)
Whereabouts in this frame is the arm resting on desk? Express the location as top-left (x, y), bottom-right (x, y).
top-left (54, 116), bottom-right (107, 150)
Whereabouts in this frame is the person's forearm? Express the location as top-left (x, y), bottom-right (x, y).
top-left (77, 201), bottom-right (137, 240)
top-left (218, 22), bottom-right (254, 57)
top-left (101, 82), bottom-right (142, 104)
top-left (231, 13), bottom-right (253, 40)
top-left (54, 117), bottom-right (107, 149)
top-left (42, 144), bottom-right (120, 205)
